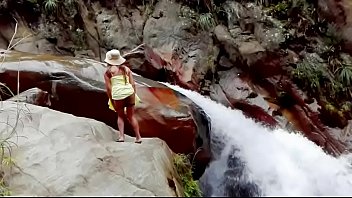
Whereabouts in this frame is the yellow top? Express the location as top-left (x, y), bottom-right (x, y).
top-left (110, 75), bottom-right (134, 100)
top-left (108, 74), bottom-right (142, 112)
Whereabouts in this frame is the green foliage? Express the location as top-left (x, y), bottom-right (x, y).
top-left (173, 154), bottom-right (202, 197)
top-left (198, 13), bottom-right (216, 31)
top-left (341, 102), bottom-right (352, 112)
top-left (265, 0), bottom-right (318, 37)
top-left (292, 52), bottom-right (352, 115)
top-left (0, 179), bottom-right (11, 196)
top-left (335, 64), bottom-right (352, 87)
top-left (267, 1), bottom-right (289, 19)
top-left (292, 54), bottom-right (331, 94)
top-left (179, 5), bottom-right (217, 31)
top-left (43, 0), bottom-right (58, 13)
top-left (42, 0), bottom-right (76, 15)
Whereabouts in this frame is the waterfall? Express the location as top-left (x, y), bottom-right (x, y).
top-left (166, 84), bottom-right (352, 196)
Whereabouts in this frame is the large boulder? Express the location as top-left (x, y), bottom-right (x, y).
top-left (214, 24), bottom-right (283, 79)
top-left (94, 0), bottom-right (146, 53)
top-left (209, 67), bottom-right (279, 129)
top-left (0, 101), bottom-right (182, 196)
top-left (143, 0), bottom-right (219, 91)
top-left (0, 50), bottom-right (210, 155)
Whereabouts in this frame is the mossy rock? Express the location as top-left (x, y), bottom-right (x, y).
top-left (173, 154), bottom-right (202, 197)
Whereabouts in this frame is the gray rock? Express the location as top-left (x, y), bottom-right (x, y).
top-left (95, 2), bottom-right (145, 52)
top-left (222, 1), bottom-right (286, 51)
top-left (0, 101), bottom-right (182, 196)
top-left (218, 68), bottom-right (252, 101)
top-left (143, 0), bottom-right (219, 84)
top-left (214, 25), bottom-right (265, 66)
top-left (218, 56), bottom-right (233, 69)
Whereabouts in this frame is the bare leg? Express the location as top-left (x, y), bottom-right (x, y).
top-left (116, 110), bottom-right (125, 141)
top-left (126, 106), bottom-right (142, 142)
top-left (114, 100), bottom-right (126, 141)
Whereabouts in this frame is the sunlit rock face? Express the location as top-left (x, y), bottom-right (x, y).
top-left (0, 101), bottom-right (183, 196)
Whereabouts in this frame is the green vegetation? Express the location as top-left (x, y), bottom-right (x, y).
top-left (179, 5), bottom-right (217, 31)
top-left (43, 0), bottom-right (58, 13)
top-left (198, 13), bottom-right (216, 31)
top-left (42, 0), bottom-right (76, 14)
top-left (291, 54), bottom-right (331, 95)
top-left (265, 0), bottom-right (318, 36)
top-left (266, 1), bottom-right (290, 20)
top-left (292, 52), bottom-right (352, 106)
top-left (335, 63), bottom-right (352, 87)
top-left (263, 0), bottom-right (351, 125)
top-left (0, 70), bottom-right (16, 198)
top-left (173, 154), bottom-right (202, 197)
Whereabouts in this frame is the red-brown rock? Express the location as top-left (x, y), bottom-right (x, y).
top-left (261, 76), bottom-right (346, 156)
top-left (125, 44), bottom-right (200, 91)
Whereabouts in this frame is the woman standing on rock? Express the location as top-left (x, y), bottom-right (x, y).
top-left (103, 49), bottom-right (142, 144)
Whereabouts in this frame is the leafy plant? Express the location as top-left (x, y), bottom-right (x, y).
top-left (334, 63), bottom-right (352, 87)
top-left (42, 0), bottom-right (77, 15)
top-left (267, 1), bottom-right (290, 19)
top-left (179, 5), bottom-right (217, 31)
top-left (198, 13), bottom-right (216, 31)
top-left (341, 102), bottom-right (352, 112)
top-left (173, 154), bottom-right (202, 197)
top-left (43, 0), bottom-right (58, 13)
top-left (292, 54), bottom-right (331, 94)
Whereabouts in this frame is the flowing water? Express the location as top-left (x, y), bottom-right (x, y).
top-left (166, 84), bottom-right (352, 196)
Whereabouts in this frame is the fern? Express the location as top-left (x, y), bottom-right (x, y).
top-left (198, 12), bottom-right (216, 31)
top-left (335, 64), bottom-right (352, 87)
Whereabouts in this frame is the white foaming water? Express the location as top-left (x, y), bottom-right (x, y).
top-left (166, 84), bottom-right (352, 196)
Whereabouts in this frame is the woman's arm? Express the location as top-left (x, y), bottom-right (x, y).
top-left (127, 67), bottom-right (136, 93)
top-left (104, 71), bottom-right (112, 100)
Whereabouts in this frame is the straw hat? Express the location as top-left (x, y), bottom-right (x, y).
top-left (104, 49), bottom-right (126, 66)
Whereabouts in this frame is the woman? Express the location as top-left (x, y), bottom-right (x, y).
top-left (103, 49), bottom-right (142, 143)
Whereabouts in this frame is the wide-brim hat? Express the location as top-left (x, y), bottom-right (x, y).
top-left (104, 49), bottom-right (126, 66)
